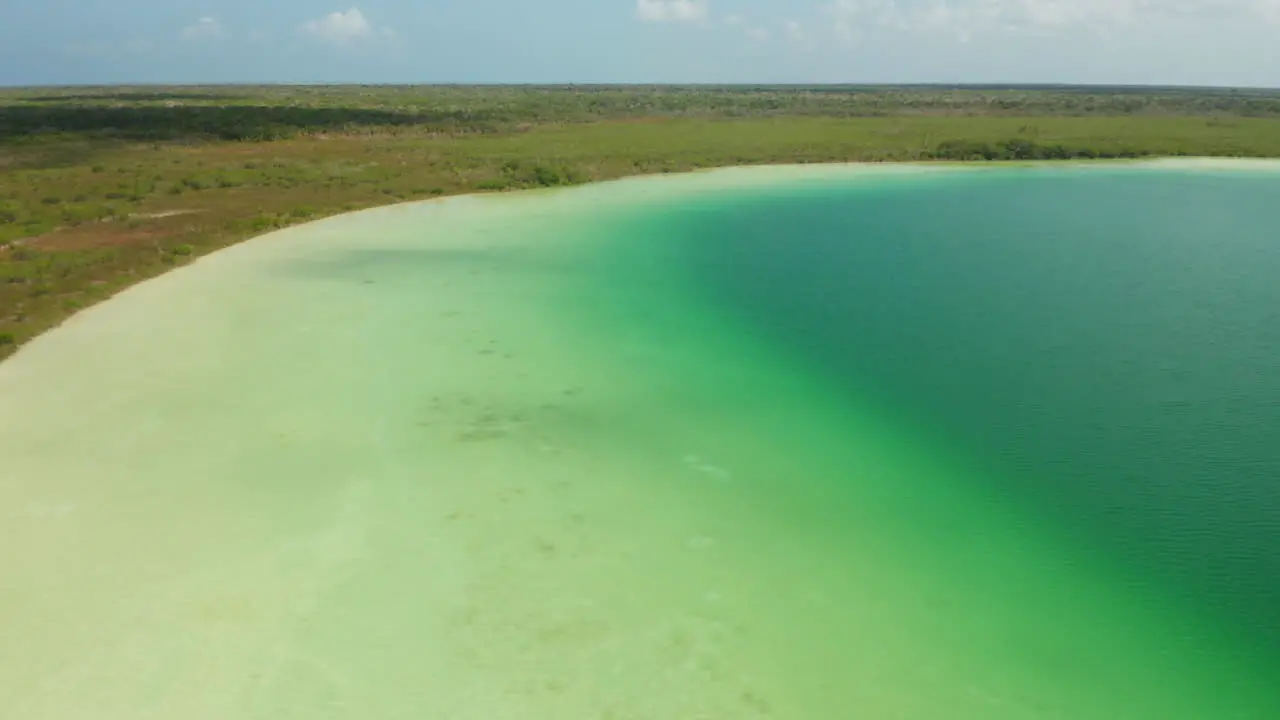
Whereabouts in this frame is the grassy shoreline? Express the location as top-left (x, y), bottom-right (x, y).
top-left (4, 85), bottom-right (1280, 359)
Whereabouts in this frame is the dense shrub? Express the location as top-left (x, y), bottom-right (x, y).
top-left (930, 138), bottom-right (1153, 161)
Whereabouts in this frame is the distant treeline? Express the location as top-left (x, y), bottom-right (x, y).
top-left (4, 84), bottom-right (1280, 143)
top-left (0, 104), bottom-right (492, 142)
top-left (929, 138), bottom-right (1152, 161)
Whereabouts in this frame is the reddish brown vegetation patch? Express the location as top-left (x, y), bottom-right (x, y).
top-left (31, 217), bottom-right (193, 251)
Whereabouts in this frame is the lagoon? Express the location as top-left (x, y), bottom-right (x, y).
top-left (2, 161), bottom-right (1279, 718)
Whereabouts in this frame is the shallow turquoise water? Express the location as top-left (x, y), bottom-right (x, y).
top-left (2, 162), bottom-right (1279, 718)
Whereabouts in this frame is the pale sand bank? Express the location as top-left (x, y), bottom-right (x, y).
top-left (0, 174), bottom-right (881, 719)
top-left (3, 161), bottom-right (1279, 719)
top-left (1145, 156), bottom-right (1280, 171)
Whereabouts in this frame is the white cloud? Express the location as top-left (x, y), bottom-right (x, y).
top-left (181, 17), bottom-right (225, 41)
top-left (941, 0), bottom-right (1280, 37)
top-left (636, 0), bottom-right (709, 23)
top-left (300, 8), bottom-right (376, 46)
top-left (823, 0), bottom-right (898, 44)
top-left (785, 20), bottom-right (806, 42)
top-left (1266, 0), bottom-right (1280, 23)
top-left (820, 0), bottom-right (1280, 46)
top-left (721, 11), bottom-right (771, 41)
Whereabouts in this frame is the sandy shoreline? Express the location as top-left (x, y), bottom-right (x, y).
top-left (0, 179), bottom-right (798, 718)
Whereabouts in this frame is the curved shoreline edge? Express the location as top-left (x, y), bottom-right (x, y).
top-left (4, 156), bottom-right (1280, 365)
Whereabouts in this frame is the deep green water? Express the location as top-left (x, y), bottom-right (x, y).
top-left (3, 163), bottom-right (1279, 718)
top-left (562, 165), bottom-right (1280, 715)
top-left (691, 168), bottom-right (1280, 647)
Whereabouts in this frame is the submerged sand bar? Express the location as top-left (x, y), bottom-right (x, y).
top-left (3, 161), bottom-right (1280, 718)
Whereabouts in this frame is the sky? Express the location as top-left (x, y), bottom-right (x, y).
top-left (1, 1), bottom-right (1278, 87)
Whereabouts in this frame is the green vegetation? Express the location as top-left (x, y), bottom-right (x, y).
top-left (2, 84), bottom-right (1280, 359)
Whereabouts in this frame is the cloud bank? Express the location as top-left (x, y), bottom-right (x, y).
top-left (181, 17), bottom-right (225, 42)
top-left (300, 8), bottom-right (378, 46)
top-left (822, 0), bottom-right (1280, 44)
top-left (637, 0), bottom-right (710, 23)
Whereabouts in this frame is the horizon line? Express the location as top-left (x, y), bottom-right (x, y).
top-left (4, 81), bottom-right (1279, 92)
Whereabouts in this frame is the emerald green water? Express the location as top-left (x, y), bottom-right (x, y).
top-left (685, 168), bottom-right (1280, 650)
top-left (550, 163), bottom-right (1280, 714)
top-left (1, 162), bottom-right (1278, 717)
